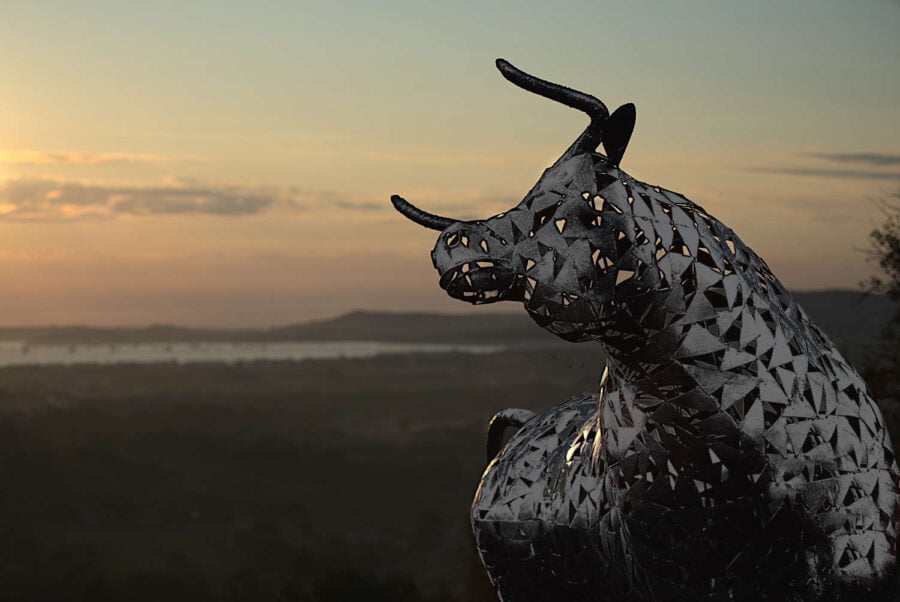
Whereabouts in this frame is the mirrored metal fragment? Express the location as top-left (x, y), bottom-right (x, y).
top-left (391, 59), bottom-right (900, 601)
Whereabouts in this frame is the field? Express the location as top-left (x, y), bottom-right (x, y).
top-left (0, 346), bottom-right (602, 601)
top-left (0, 294), bottom-right (895, 601)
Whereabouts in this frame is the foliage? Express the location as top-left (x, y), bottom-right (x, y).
top-left (0, 352), bottom-right (595, 601)
top-left (863, 195), bottom-right (900, 399)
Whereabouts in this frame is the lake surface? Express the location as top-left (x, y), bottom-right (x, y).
top-left (0, 340), bottom-right (505, 367)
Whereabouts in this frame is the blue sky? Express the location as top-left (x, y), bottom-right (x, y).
top-left (0, 0), bottom-right (898, 325)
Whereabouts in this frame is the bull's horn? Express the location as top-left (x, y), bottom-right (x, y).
top-left (391, 195), bottom-right (456, 231)
top-left (496, 58), bottom-right (608, 157)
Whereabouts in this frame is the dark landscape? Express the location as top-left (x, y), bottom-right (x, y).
top-left (0, 290), bottom-right (895, 601)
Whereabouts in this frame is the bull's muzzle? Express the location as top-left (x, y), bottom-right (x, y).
top-left (391, 194), bottom-right (523, 305)
top-left (438, 258), bottom-right (522, 304)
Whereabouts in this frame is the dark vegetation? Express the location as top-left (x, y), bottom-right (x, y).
top-left (0, 290), bottom-right (894, 601)
top-left (863, 198), bottom-right (900, 400)
top-left (0, 347), bottom-right (600, 601)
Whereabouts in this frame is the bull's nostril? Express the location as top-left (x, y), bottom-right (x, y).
top-left (437, 256), bottom-right (518, 304)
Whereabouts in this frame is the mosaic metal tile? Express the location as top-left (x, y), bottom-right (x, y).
top-left (392, 59), bottom-right (899, 601)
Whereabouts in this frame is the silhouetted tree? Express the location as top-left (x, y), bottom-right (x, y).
top-left (863, 194), bottom-right (900, 399)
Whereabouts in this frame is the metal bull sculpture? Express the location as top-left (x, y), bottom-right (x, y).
top-left (390, 59), bottom-right (900, 601)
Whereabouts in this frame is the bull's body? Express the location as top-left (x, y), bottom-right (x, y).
top-left (392, 60), bottom-right (899, 601)
top-left (472, 163), bottom-right (898, 601)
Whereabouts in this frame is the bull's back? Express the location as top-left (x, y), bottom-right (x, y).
top-left (472, 393), bottom-right (617, 601)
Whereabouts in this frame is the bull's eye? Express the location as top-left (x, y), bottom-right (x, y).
top-left (532, 204), bottom-right (559, 233)
top-left (580, 214), bottom-right (602, 228)
top-left (446, 232), bottom-right (459, 246)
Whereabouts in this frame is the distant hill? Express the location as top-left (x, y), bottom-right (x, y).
top-left (269, 311), bottom-right (545, 344)
top-left (0, 313), bottom-right (548, 346)
top-left (792, 290), bottom-right (893, 343)
top-left (0, 289), bottom-right (893, 347)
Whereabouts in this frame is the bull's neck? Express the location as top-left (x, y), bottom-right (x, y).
top-left (589, 178), bottom-right (806, 403)
top-left (596, 306), bottom-right (675, 389)
top-left (595, 305), bottom-right (731, 419)
top-left (594, 255), bottom-right (806, 409)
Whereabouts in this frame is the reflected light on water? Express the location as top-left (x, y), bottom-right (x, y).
top-left (0, 340), bottom-right (505, 367)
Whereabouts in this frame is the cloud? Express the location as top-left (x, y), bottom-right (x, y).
top-left (0, 177), bottom-right (304, 221)
top-left (800, 152), bottom-right (900, 167)
top-left (333, 200), bottom-right (383, 211)
top-left (0, 149), bottom-right (186, 165)
top-left (361, 148), bottom-right (513, 166)
top-left (0, 176), bottom-right (521, 221)
top-left (746, 150), bottom-right (900, 181)
top-left (331, 190), bottom-right (521, 217)
top-left (745, 167), bottom-right (900, 180)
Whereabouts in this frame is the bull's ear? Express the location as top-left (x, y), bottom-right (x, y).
top-left (602, 103), bottom-right (636, 167)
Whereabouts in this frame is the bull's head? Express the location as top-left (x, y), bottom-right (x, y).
top-left (392, 59), bottom-right (640, 342)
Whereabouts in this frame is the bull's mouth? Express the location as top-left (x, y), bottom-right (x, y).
top-left (438, 259), bottom-right (523, 305)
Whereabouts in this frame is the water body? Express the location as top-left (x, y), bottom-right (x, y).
top-left (0, 340), bottom-right (505, 367)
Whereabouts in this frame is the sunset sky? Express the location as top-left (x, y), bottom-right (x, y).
top-left (1, 0), bottom-right (899, 326)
